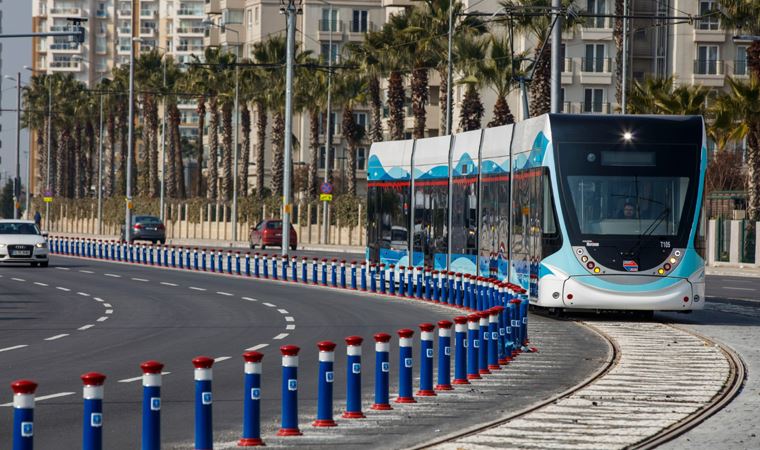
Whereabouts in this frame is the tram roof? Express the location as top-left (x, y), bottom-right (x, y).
top-left (544, 114), bottom-right (704, 146)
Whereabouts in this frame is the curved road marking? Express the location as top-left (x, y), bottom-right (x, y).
top-left (78, 324), bottom-right (94, 331)
top-left (0, 345), bottom-right (28, 353)
top-left (273, 333), bottom-right (289, 340)
top-left (189, 286), bottom-right (206, 291)
top-left (44, 334), bottom-right (69, 341)
top-left (247, 343), bottom-right (269, 351)
top-left (56, 287), bottom-right (70, 292)
top-left (96, 316), bottom-right (109, 322)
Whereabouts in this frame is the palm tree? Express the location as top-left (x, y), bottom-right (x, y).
top-left (613, 0), bottom-right (624, 107)
top-left (21, 74), bottom-right (50, 194)
top-left (214, 52), bottom-right (238, 201)
top-left (112, 66), bottom-right (130, 196)
top-left (238, 71), bottom-right (253, 196)
top-left (295, 56), bottom-right (328, 198)
top-left (627, 76), bottom-right (711, 116)
top-left (334, 71), bottom-right (368, 196)
top-left (187, 62), bottom-right (208, 197)
top-left (135, 50), bottom-right (164, 197)
top-left (718, 1), bottom-right (760, 79)
top-left (483, 36), bottom-right (517, 127)
top-left (192, 48), bottom-right (226, 201)
top-left (377, 14), bottom-right (409, 140)
top-left (455, 35), bottom-right (487, 131)
top-left (346, 36), bottom-right (383, 142)
top-left (626, 76), bottom-right (674, 114)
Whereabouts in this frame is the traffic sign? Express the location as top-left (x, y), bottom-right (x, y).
top-left (43, 197), bottom-right (53, 203)
top-left (320, 194), bottom-right (333, 202)
top-left (320, 182), bottom-right (333, 194)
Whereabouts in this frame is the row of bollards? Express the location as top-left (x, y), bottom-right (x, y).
top-left (11, 308), bottom-right (532, 449)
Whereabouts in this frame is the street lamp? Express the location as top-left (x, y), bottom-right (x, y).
top-left (4, 73), bottom-right (22, 219)
top-left (125, 35), bottom-right (140, 243)
top-left (24, 66), bottom-right (52, 229)
top-left (280, 0), bottom-right (303, 256)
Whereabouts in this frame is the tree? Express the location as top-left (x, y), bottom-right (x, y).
top-left (135, 50), bottom-right (164, 197)
top-left (455, 34), bottom-right (487, 131)
top-left (377, 14), bottom-right (409, 140)
top-left (346, 36), bottom-right (384, 142)
top-left (335, 71), bottom-right (368, 195)
top-left (0, 179), bottom-right (13, 218)
top-left (627, 76), bottom-right (711, 116)
top-left (295, 56), bottom-right (328, 198)
top-left (613, 0), bottom-right (624, 107)
top-left (187, 62), bottom-right (208, 197)
top-left (718, 0), bottom-right (760, 79)
top-left (484, 36), bottom-right (518, 126)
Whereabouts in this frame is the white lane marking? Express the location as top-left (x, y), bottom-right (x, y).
top-left (79, 270), bottom-right (94, 274)
top-left (189, 286), bottom-right (206, 291)
top-left (11, 277), bottom-right (25, 282)
top-left (1, 392), bottom-right (75, 407)
top-left (285, 316), bottom-right (294, 322)
top-left (263, 302), bottom-right (276, 307)
top-left (44, 334), bottom-right (69, 341)
top-left (56, 267), bottom-right (70, 271)
top-left (105, 309), bottom-right (113, 314)
top-left (34, 282), bottom-right (48, 286)
top-left (77, 292), bottom-right (90, 297)
top-left (216, 291), bottom-right (233, 296)
top-left (0, 345), bottom-right (28, 353)
top-left (160, 282), bottom-right (178, 287)
top-left (104, 273), bottom-right (121, 278)
top-left (246, 343), bottom-right (269, 351)
top-left (214, 356), bottom-right (232, 363)
top-left (286, 324), bottom-right (296, 330)
top-left (56, 287), bottom-right (71, 292)
top-left (242, 297), bottom-right (258, 302)
top-left (132, 277), bottom-right (149, 282)
top-left (119, 372), bottom-right (171, 383)
top-left (78, 324), bottom-right (94, 330)
top-left (273, 333), bottom-right (289, 340)
top-left (94, 297), bottom-right (104, 302)
top-left (103, 303), bottom-right (112, 307)
top-left (277, 308), bottom-right (289, 314)
top-left (96, 316), bottom-right (108, 322)
top-left (722, 286), bottom-right (754, 291)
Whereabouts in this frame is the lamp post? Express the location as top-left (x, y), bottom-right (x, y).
top-left (318, 0), bottom-right (333, 245)
top-left (125, 35), bottom-right (139, 243)
top-left (445, 0), bottom-right (453, 135)
top-left (280, 0), bottom-right (301, 256)
top-left (159, 58), bottom-right (167, 222)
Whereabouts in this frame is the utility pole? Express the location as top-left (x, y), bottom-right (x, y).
top-left (125, 32), bottom-right (138, 242)
top-left (621, 0), bottom-right (629, 113)
top-left (159, 59), bottom-right (167, 221)
top-left (11, 73), bottom-right (20, 219)
top-left (550, 0), bottom-right (562, 114)
top-left (46, 79), bottom-right (52, 229)
top-left (281, 0), bottom-right (298, 255)
top-left (97, 93), bottom-right (104, 234)
top-left (232, 65), bottom-right (240, 242)
top-left (445, 0), bottom-right (453, 134)
top-left (322, 4), bottom-right (333, 245)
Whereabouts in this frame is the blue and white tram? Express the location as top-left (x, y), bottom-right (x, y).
top-left (366, 114), bottom-right (707, 311)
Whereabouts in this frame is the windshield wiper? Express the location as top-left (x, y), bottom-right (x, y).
top-left (625, 207), bottom-right (671, 255)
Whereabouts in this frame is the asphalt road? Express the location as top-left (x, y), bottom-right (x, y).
top-left (0, 256), bottom-right (605, 449)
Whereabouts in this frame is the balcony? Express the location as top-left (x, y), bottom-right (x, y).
top-left (177, 26), bottom-right (206, 35)
top-left (347, 22), bottom-right (376, 41)
top-left (140, 28), bottom-right (157, 37)
top-left (177, 44), bottom-right (205, 52)
top-left (118, 44), bottom-right (132, 54)
top-left (581, 102), bottom-right (611, 114)
top-left (734, 59), bottom-right (749, 78)
top-left (118, 27), bottom-right (132, 35)
top-left (50, 7), bottom-right (80, 16)
top-left (579, 57), bottom-right (613, 84)
top-left (581, 16), bottom-right (613, 40)
top-left (49, 25), bottom-right (77, 32)
top-left (50, 42), bottom-right (80, 52)
top-left (50, 60), bottom-right (80, 71)
top-left (317, 20), bottom-right (344, 41)
top-left (141, 9), bottom-right (158, 18)
top-left (118, 9), bottom-right (132, 18)
top-left (381, 0), bottom-right (414, 7)
top-left (693, 21), bottom-right (726, 43)
top-left (561, 57), bottom-right (573, 84)
top-left (692, 59), bottom-right (725, 87)
top-left (178, 8), bottom-right (205, 17)
top-left (95, 10), bottom-right (109, 19)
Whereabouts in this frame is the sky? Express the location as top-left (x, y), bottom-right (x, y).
top-left (0, 0), bottom-right (32, 188)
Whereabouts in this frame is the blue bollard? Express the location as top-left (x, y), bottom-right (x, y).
top-left (454, 273), bottom-right (463, 307)
top-left (369, 264), bottom-right (377, 293)
top-left (406, 267), bottom-right (414, 298)
top-left (81, 372), bottom-right (106, 450)
top-left (239, 352), bottom-right (265, 446)
top-left (339, 261), bottom-right (347, 289)
top-left (236, 253), bottom-right (242, 275)
top-left (440, 271), bottom-right (448, 303)
top-left (227, 252), bottom-right (233, 274)
top-left (388, 265), bottom-right (396, 296)
top-left (507, 298), bottom-right (518, 358)
top-left (193, 356), bottom-right (214, 450)
top-left (395, 329), bottom-right (416, 403)
top-left (379, 264), bottom-right (386, 294)
top-left (311, 258), bottom-right (319, 284)
top-left (478, 312), bottom-right (491, 375)
top-left (397, 266), bottom-right (406, 297)
top-left (424, 268), bottom-right (432, 300)
top-left (178, 247), bottom-right (184, 269)
top-left (142, 245), bottom-right (147, 264)
top-left (209, 250), bottom-right (216, 273)
top-left (245, 253), bottom-right (251, 277)
top-left (200, 249), bottom-right (207, 271)
top-left (253, 254), bottom-right (260, 278)
top-left (192, 248), bottom-right (198, 270)
top-left (417, 323), bottom-right (436, 396)
top-left (313, 342), bottom-right (337, 427)
top-left (301, 257), bottom-right (307, 283)
top-left (98, 240), bottom-right (104, 259)
top-left (435, 320), bottom-right (453, 391)
top-left (281, 256), bottom-right (288, 281)
top-left (277, 345), bottom-right (302, 436)
top-left (262, 255), bottom-right (269, 278)
top-left (11, 379), bottom-right (37, 450)
top-left (495, 304), bottom-right (510, 365)
top-left (371, 333), bottom-right (392, 411)
top-left (291, 257), bottom-right (298, 282)
top-left (432, 270), bottom-right (440, 302)
top-left (148, 245), bottom-right (155, 266)
top-left (416, 267), bottom-right (423, 299)
top-left (343, 336), bottom-right (365, 418)
top-left (452, 316), bottom-right (469, 385)
top-left (487, 308), bottom-right (501, 371)
top-left (321, 259), bottom-right (328, 286)
top-left (360, 262), bottom-right (367, 291)
top-left (271, 256), bottom-right (278, 280)
top-left (350, 262), bottom-right (357, 290)
top-left (448, 271), bottom-right (456, 304)
top-left (466, 314), bottom-right (481, 380)
top-left (330, 260), bottom-right (337, 287)
top-left (141, 361), bottom-right (163, 450)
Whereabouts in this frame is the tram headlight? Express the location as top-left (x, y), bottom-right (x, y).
top-left (670, 257), bottom-right (677, 264)
top-left (581, 256), bottom-right (588, 263)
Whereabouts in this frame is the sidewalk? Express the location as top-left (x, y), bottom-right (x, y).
top-left (706, 265), bottom-right (760, 278)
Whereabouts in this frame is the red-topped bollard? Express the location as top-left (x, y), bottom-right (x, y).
top-left (193, 356), bottom-right (214, 449)
top-left (81, 372), bottom-right (106, 450)
top-left (278, 345), bottom-right (302, 436)
top-left (371, 333), bottom-right (393, 410)
top-left (417, 323), bottom-right (436, 396)
top-left (11, 379), bottom-right (38, 450)
top-left (343, 336), bottom-right (365, 418)
top-left (239, 352), bottom-right (265, 446)
top-left (396, 328), bottom-right (416, 403)
top-left (435, 320), bottom-right (454, 391)
top-left (313, 341), bottom-right (337, 427)
top-left (141, 360), bottom-right (163, 450)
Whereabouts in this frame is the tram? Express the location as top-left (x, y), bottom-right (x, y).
top-left (366, 114), bottom-right (706, 311)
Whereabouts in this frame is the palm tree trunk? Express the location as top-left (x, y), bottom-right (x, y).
top-left (207, 97), bottom-right (219, 200)
top-left (172, 103), bottom-right (186, 199)
top-left (411, 67), bottom-right (428, 139)
top-left (387, 71), bottom-right (405, 140)
top-left (529, 42), bottom-right (551, 117)
top-left (488, 95), bottom-right (515, 127)
top-left (255, 101), bottom-right (267, 198)
top-left (74, 124), bottom-right (83, 199)
top-left (438, 68), bottom-right (448, 135)
top-left (270, 112), bottom-right (285, 195)
top-left (105, 113), bottom-right (116, 197)
top-left (746, 127), bottom-right (760, 222)
top-left (749, 41), bottom-right (760, 80)
top-left (148, 99), bottom-right (159, 197)
top-left (55, 129), bottom-right (68, 196)
top-left (166, 107), bottom-right (177, 199)
top-left (341, 105), bottom-right (358, 196)
top-left (195, 96), bottom-right (206, 198)
top-left (459, 86), bottom-right (484, 132)
top-left (116, 108), bottom-right (127, 196)
top-left (369, 77), bottom-right (383, 142)
top-left (239, 104), bottom-right (251, 195)
top-left (86, 120), bottom-right (96, 197)
top-left (221, 102), bottom-right (233, 201)
top-left (138, 97), bottom-right (151, 196)
top-left (614, 0), bottom-right (624, 107)
top-left (307, 108), bottom-right (319, 198)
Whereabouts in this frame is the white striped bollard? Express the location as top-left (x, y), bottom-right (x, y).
top-left (378, 263), bottom-right (386, 294)
top-left (330, 259), bottom-right (337, 287)
top-left (350, 261), bottom-right (357, 290)
top-left (253, 253), bottom-right (260, 277)
top-left (487, 307), bottom-right (501, 371)
top-left (371, 333), bottom-right (392, 410)
top-left (369, 264), bottom-right (377, 293)
top-left (239, 352), bottom-right (265, 446)
top-left (11, 379), bottom-right (37, 450)
top-left (360, 262), bottom-right (367, 291)
top-left (339, 260), bottom-right (347, 289)
top-left (397, 266), bottom-right (406, 297)
top-left (81, 372), bottom-right (106, 450)
top-left (313, 341), bottom-right (337, 427)
top-left (141, 360), bottom-right (163, 450)
top-left (311, 258), bottom-right (318, 284)
top-left (395, 328), bottom-right (416, 403)
top-left (388, 264), bottom-right (396, 296)
top-left (435, 320), bottom-right (453, 391)
top-left (406, 266), bottom-right (414, 297)
top-left (467, 314), bottom-right (481, 380)
top-left (343, 336), bottom-right (365, 418)
top-left (262, 254), bottom-right (269, 278)
top-left (452, 316), bottom-right (469, 385)
top-left (291, 256), bottom-right (298, 282)
top-left (201, 248), bottom-right (207, 271)
top-left (281, 256), bottom-right (288, 281)
top-left (193, 356), bottom-right (214, 450)
top-left (277, 345), bottom-right (302, 436)
top-left (301, 257), bottom-right (308, 283)
top-left (478, 311), bottom-right (491, 375)
top-left (321, 259), bottom-right (327, 285)
top-left (417, 323), bottom-right (436, 396)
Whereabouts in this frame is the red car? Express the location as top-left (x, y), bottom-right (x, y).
top-left (249, 220), bottom-right (298, 250)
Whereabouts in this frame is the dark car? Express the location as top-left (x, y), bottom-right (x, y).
top-left (121, 215), bottom-right (166, 244)
top-left (249, 220), bottom-right (297, 250)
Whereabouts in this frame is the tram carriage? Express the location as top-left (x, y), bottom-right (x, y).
top-left (366, 114), bottom-right (706, 311)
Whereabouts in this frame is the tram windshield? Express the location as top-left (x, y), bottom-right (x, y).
top-left (567, 175), bottom-right (689, 236)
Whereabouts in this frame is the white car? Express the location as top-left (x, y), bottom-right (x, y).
top-left (0, 220), bottom-right (49, 267)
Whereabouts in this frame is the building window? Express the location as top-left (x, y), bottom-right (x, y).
top-left (321, 8), bottom-right (338, 32)
top-left (586, 0), bottom-right (606, 28)
top-left (320, 43), bottom-right (340, 64)
top-left (356, 148), bottom-right (367, 171)
top-left (319, 112), bottom-right (339, 137)
top-left (319, 146), bottom-right (337, 169)
top-left (353, 112), bottom-right (367, 132)
top-left (696, 45), bottom-right (719, 75)
top-left (583, 44), bottom-right (606, 72)
top-left (698, 1), bottom-right (719, 30)
top-left (254, 6), bottom-right (259, 25)
top-left (352, 10), bottom-right (368, 33)
top-left (583, 88), bottom-right (604, 113)
top-left (736, 46), bottom-right (748, 76)
top-left (222, 9), bottom-right (243, 25)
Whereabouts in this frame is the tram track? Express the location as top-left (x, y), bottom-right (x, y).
top-left (421, 318), bottom-right (745, 450)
